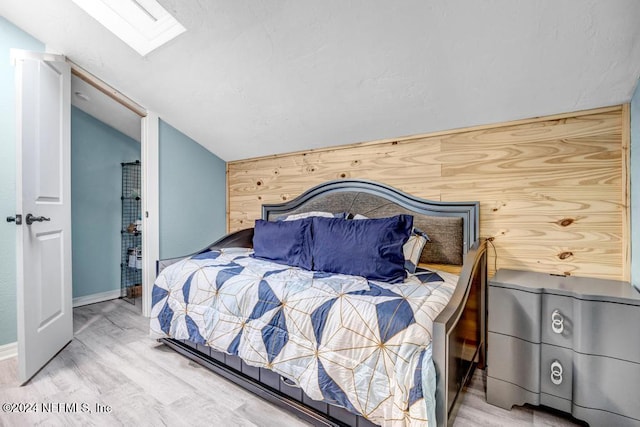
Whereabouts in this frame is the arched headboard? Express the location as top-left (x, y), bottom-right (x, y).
top-left (262, 179), bottom-right (479, 266)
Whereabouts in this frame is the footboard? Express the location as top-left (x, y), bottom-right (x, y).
top-left (432, 239), bottom-right (487, 427)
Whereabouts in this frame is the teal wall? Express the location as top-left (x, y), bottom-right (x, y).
top-left (0, 18), bottom-right (44, 346)
top-left (71, 107), bottom-right (140, 298)
top-left (159, 120), bottom-right (226, 259)
top-left (631, 81), bottom-right (640, 290)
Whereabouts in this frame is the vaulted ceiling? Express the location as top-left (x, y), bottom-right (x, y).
top-left (2, 1), bottom-right (640, 161)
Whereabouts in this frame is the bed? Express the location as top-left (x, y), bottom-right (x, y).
top-left (151, 179), bottom-right (487, 427)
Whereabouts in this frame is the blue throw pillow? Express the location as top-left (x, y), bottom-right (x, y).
top-left (311, 215), bottom-right (413, 283)
top-left (349, 214), bottom-right (430, 274)
top-left (252, 218), bottom-right (313, 270)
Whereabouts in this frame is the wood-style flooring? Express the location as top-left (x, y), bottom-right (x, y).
top-left (0, 299), bottom-right (583, 427)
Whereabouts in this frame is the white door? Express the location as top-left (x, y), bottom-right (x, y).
top-left (13, 50), bottom-right (72, 384)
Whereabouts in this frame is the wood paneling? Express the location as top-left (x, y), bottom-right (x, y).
top-left (228, 106), bottom-right (629, 280)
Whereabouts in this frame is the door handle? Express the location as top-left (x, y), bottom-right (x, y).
top-left (25, 214), bottom-right (50, 225)
top-left (6, 215), bottom-right (23, 225)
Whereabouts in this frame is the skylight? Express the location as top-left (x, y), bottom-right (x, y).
top-left (72, 0), bottom-right (186, 56)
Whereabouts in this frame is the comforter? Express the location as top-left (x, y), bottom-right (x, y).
top-left (150, 247), bottom-right (456, 426)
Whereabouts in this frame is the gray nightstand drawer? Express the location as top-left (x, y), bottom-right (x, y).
top-left (488, 332), bottom-right (539, 392)
top-left (541, 294), bottom-right (574, 349)
top-left (540, 344), bottom-right (572, 402)
top-left (575, 300), bottom-right (640, 364)
top-left (489, 286), bottom-right (541, 342)
top-left (574, 352), bottom-right (640, 421)
top-left (542, 293), bottom-right (640, 364)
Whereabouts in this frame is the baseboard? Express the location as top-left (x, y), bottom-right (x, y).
top-left (0, 341), bottom-right (17, 361)
top-left (73, 289), bottom-right (122, 308)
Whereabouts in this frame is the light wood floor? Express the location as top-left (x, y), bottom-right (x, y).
top-left (0, 299), bottom-right (582, 427)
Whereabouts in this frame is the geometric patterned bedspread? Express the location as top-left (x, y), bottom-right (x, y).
top-left (150, 247), bottom-right (456, 426)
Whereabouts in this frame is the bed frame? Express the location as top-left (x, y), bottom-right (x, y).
top-left (158, 179), bottom-right (487, 427)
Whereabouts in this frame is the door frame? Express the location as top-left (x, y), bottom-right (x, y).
top-left (141, 112), bottom-right (159, 317)
top-left (66, 62), bottom-right (158, 317)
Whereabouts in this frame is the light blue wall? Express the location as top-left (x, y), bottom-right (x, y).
top-left (71, 107), bottom-right (140, 298)
top-left (0, 18), bottom-right (44, 346)
top-left (631, 81), bottom-right (640, 290)
top-left (159, 120), bottom-right (226, 259)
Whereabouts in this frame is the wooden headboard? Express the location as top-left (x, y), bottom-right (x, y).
top-left (262, 179), bottom-right (479, 266)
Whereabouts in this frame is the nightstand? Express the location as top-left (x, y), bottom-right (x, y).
top-left (486, 269), bottom-right (640, 426)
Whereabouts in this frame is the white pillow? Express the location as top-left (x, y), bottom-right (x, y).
top-left (281, 211), bottom-right (344, 221)
top-left (403, 232), bottom-right (429, 273)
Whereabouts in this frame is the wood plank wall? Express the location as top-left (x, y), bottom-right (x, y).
top-left (228, 106), bottom-right (629, 280)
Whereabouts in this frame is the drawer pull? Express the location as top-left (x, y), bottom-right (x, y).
top-left (281, 376), bottom-right (299, 388)
top-left (550, 360), bottom-right (563, 385)
top-left (551, 309), bottom-right (564, 334)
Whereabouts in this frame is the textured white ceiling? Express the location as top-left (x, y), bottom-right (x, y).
top-left (2, 1), bottom-right (640, 161)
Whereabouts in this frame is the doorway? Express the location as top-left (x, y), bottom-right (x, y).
top-left (70, 69), bottom-right (145, 313)
top-left (11, 50), bottom-right (157, 383)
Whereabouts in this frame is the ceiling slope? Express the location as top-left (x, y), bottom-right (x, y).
top-left (2, 0), bottom-right (640, 161)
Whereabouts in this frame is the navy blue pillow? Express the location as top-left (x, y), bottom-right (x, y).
top-left (311, 215), bottom-right (414, 283)
top-left (252, 218), bottom-right (313, 270)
